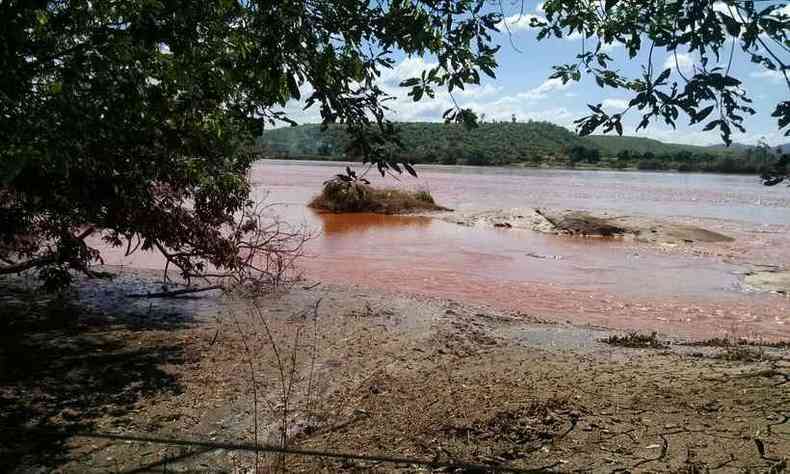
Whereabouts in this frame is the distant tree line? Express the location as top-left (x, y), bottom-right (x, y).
top-left (260, 123), bottom-right (786, 175)
top-left (612, 147), bottom-right (780, 175)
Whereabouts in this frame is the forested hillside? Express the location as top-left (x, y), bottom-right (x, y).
top-left (260, 121), bottom-right (584, 165)
top-left (582, 135), bottom-right (715, 156)
top-left (259, 122), bottom-right (779, 174)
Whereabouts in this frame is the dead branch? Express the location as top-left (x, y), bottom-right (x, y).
top-left (126, 285), bottom-right (223, 298)
top-left (151, 202), bottom-right (311, 296)
top-left (118, 201), bottom-right (311, 299)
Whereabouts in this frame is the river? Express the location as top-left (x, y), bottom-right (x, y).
top-left (108, 160), bottom-right (790, 339)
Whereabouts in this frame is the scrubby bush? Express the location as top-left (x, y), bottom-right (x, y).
top-left (309, 179), bottom-right (448, 214)
top-left (637, 159), bottom-right (668, 171)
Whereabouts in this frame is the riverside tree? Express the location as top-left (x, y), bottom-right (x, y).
top-left (0, 0), bottom-right (501, 289)
top-left (526, 0), bottom-right (790, 144)
top-left (1, 0), bottom-right (788, 289)
top-left (403, 0), bottom-right (789, 179)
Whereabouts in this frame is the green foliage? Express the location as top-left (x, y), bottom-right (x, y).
top-left (583, 136), bottom-right (717, 156)
top-left (260, 121), bottom-right (780, 174)
top-left (413, 189), bottom-right (436, 204)
top-left (636, 159), bottom-right (668, 171)
top-left (601, 332), bottom-right (668, 349)
top-left (309, 178), bottom-right (445, 214)
top-left (3, 0), bottom-right (788, 290)
top-left (0, 0), bottom-right (502, 288)
top-left (762, 152), bottom-right (790, 186)
top-left (261, 121), bottom-right (584, 166)
top-left (534, 0), bottom-right (790, 143)
top-left (568, 145), bottom-right (600, 164)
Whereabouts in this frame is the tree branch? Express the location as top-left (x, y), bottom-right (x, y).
top-left (126, 285), bottom-right (224, 298)
top-left (0, 255), bottom-right (55, 275)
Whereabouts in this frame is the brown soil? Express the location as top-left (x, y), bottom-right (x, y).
top-left (309, 181), bottom-right (449, 214)
top-left (2, 270), bottom-right (788, 473)
top-left (537, 209), bottom-right (627, 237)
top-left (745, 270), bottom-right (790, 294)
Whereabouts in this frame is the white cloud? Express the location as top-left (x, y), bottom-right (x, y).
top-left (772, 4), bottom-right (790, 17)
top-left (454, 83), bottom-right (502, 98)
top-left (497, 13), bottom-right (542, 32)
top-left (599, 41), bottom-right (623, 52)
top-left (535, 2), bottom-right (545, 13)
top-left (517, 78), bottom-right (573, 100)
top-left (376, 62), bottom-right (577, 124)
top-left (379, 56), bottom-right (437, 87)
top-left (663, 52), bottom-right (694, 71)
top-left (354, 58), bottom-right (510, 122)
top-left (712, 1), bottom-right (732, 15)
top-left (464, 102), bottom-right (576, 125)
top-left (750, 69), bottom-right (784, 82)
top-left (602, 98), bottom-right (629, 110)
top-left (662, 52), bottom-right (701, 78)
top-left (521, 107), bottom-right (576, 124)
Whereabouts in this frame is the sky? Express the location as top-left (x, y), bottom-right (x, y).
top-left (283, 1), bottom-right (790, 147)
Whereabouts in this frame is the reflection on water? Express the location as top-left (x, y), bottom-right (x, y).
top-left (313, 211), bottom-right (432, 236)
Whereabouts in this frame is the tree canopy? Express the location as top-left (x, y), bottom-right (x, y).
top-left (0, 0), bottom-right (502, 288)
top-left (531, 0), bottom-right (790, 144)
top-left (1, 0), bottom-right (788, 289)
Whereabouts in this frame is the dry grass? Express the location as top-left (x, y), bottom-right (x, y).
top-left (682, 337), bottom-right (790, 349)
top-left (600, 331), bottom-right (669, 349)
top-left (714, 346), bottom-right (770, 362)
top-left (537, 210), bottom-right (626, 237)
top-left (308, 181), bottom-right (449, 214)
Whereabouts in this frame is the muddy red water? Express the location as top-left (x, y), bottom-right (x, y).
top-left (102, 160), bottom-right (790, 340)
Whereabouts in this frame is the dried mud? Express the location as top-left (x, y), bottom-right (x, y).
top-left (2, 271), bottom-right (788, 473)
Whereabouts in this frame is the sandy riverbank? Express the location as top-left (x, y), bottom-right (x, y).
top-left (431, 207), bottom-right (735, 244)
top-left (2, 268), bottom-right (789, 472)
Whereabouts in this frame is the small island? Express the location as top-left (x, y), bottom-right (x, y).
top-left (309, 177), bottom-right (450, 214)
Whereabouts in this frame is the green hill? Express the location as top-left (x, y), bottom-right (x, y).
top-left (259, 121), bottom-right (775, 174)
top-left (260, 121), bottom-right (584, 165)
top-left (582, 135), bottom-right (726, 156)
top-left (706, 142), bottom-right (790, 155)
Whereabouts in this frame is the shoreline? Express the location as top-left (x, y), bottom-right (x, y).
top-left (2, 269), bottom-right (789, 472)
top-left (6, 159), bottom-right (790, 470)
top-left (260, 157), bottom-right (772, 178)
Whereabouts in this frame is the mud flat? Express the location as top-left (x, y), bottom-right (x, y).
top-left (435, 207), bottom-right (735, 245)
top-left (2, 270), bottom-right (789, 472)
top-left (745, 270), bottom-right (790, 294)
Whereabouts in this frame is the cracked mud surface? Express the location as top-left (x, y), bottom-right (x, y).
top-left (2, 271), bottom-right (788, 472)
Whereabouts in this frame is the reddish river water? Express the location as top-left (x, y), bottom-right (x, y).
top-left (104, 160), bottom-right (790, 340)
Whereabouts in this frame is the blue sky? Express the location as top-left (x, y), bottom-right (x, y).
top-left (286, 1), bottom-right (790, 146)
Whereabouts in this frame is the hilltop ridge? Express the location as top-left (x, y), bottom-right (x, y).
top-left (259, 121), bottom-right (777, 174)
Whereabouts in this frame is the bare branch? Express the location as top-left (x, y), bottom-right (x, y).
top-left (126, 285), bottom-right (223, 298)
